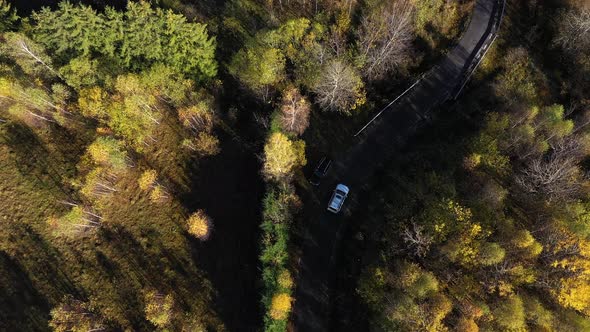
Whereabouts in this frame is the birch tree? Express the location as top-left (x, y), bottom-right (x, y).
top-left (87, 137), bottom-right (129, 171)
top-left (357, 0), bottom-right (415, 79)
top-left (81, 167), bottom-right (119, 200)
top-left (262, 132), bottom-right (305, 182)
top-left (0, 77), bottom-right (68, 125)
top-left (279, 87), bottom-right (311, 136)
top-left (313, 59), bottom-right (365, 113)
top-left (515, 138), bottom-right (588, 204)
top-left (47, 206), bottom-right (102, 237)
top-left (554, 8), bottom-right (590, 55)
top-left (3, 32), bottom-right (60, 78)
top-left (138, 169), bottom-right (169, 203)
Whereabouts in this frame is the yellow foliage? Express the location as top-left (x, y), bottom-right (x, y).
top-left (144, 291), bottom-right (175, 328)
top-left (194, 132), bottom-right (220, 156)
top-left (456, 317), bottom-right (479, 332)
top-left (78, 86), bottom-right (109, 119)
top-left (554, 277), bottom-right (590, 315)
top-left (263, 132), bottom-right (303, 182)
top-left (463, 153), bottom-right (482, 170)
top-left (269, 293), bottom-right (292, 320)
top-left (138, 169), bottom-right (157, 191)
top-left (277, 270), bottom-right (293, 289)
top-left (149, 185), bottom-right (167, 203)
top-left (187, 210), bottom-right (211, 240)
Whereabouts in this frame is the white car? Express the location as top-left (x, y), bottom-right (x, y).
top-left (327, 184), bottom-right (350, 213)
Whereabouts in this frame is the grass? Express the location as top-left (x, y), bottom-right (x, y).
top-left (0, 117), bottom-right (224, 330)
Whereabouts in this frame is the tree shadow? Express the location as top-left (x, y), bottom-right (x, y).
top-left (181, 128), bottom-right (265, 331)
top-left (0, 251), bottom-right (51, 332)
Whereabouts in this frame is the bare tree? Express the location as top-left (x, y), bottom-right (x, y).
top-left (515, 136), bottom-right (588, 204)
top-left (553, 8), bottom-right (590, 55)
top-left (279, 87), bottom-right (311, 135)
top-left (402, 222), bottom-right (432, 257)
top-left (313, 59), bottom-right (365, 113)
top-left (357, 0), bottom-right (415, 79)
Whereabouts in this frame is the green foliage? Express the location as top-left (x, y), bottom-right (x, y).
top-left (229, 18), bottom-right (327, 95)
top-left (260, 186), bottom-right (299, 331)
top-left (492, 295), bottom-right (526, 331)
top-left (229, 46), bottom-right (285, 92)
top-left (360, 260), bottom-right (451, 331)
top-left (413, 0), bottom-right (465, 50)
top-left (495, 48), bottom-right (540, 106)
top-left (478, 242), bottom-right (506, 266)
top-left (523, 294), bottom-right (554, 330)
top-left (0, 76), bottom-right (68, 126)
top-left (32, 1), bottom-right (217, 81)
top-left (2, 32), bottom-right (59, 78)
top-left (76, 65), bottom-right (198, 151)
top-left (59, 57), bottom-right (101, 89)
top-left (0, 0), bottom-right (18, 32)
top-left (87, 137), bottom-right (128, 171)
top-left (47, 206), bottom-right (88, 237)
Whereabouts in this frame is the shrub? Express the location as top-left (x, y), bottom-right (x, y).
top-left (187, 210), bottom-right (212, 240)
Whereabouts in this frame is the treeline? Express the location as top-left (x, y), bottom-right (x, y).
top-left (358, 1), bottom-right (590, 331)
top-left (225, 0), bottom-right (473, 115)
top-left (0, 0), bottom-right (223, 330)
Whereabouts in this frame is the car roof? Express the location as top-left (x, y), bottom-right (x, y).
top-left (336, 184), bottom-right (349, 194)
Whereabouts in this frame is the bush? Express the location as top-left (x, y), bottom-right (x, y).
top-left (187, 210), bottom-right (212, 240)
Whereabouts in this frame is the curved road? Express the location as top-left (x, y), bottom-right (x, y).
top-left (292, 0), bottom-right (505, 330)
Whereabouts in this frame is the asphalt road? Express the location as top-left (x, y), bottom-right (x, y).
top-left (292, 0), bottom-right (504, 331)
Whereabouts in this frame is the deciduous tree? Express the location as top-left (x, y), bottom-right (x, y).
top-left (357, 0), bottom-right (414, 79)
top-left (262, 132), bottom-right (305, 182)
top-left (492, 295), bottom-right (526, 331)
top-left (87, 137), bottom-right (128, 171)
top-left (229, 46), bottom-right (285, 99)
top-left (144, 290), bottom-right (175, 329)
top-left (269, 293), bottom-right (292, 320)
top-left (313, 59), bottom-right (365, 113)
top-left (278, 87), bottom-right (311, 136)
top-left (2, 32), bottom-right (59, 78)
top-left (554, 8), bottom-right (590, 55)
top-left (187, 210), bottom-right (212, 240)
top-left (138, 169), bottom-right (169, 202)
top-left (47, 206), bottom-right (101, 237)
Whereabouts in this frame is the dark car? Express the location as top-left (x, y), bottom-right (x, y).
top-left (309, 157), bottom-right (332, 186)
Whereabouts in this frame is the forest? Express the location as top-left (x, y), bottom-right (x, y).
top-left (0, 0), bottom-right (589, 331)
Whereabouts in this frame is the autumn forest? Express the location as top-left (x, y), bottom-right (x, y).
top-left (0, 0), bottom-right (589, 331)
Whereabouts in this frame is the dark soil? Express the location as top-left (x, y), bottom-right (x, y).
top-left (184, 127), bottom-right (265, 331)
